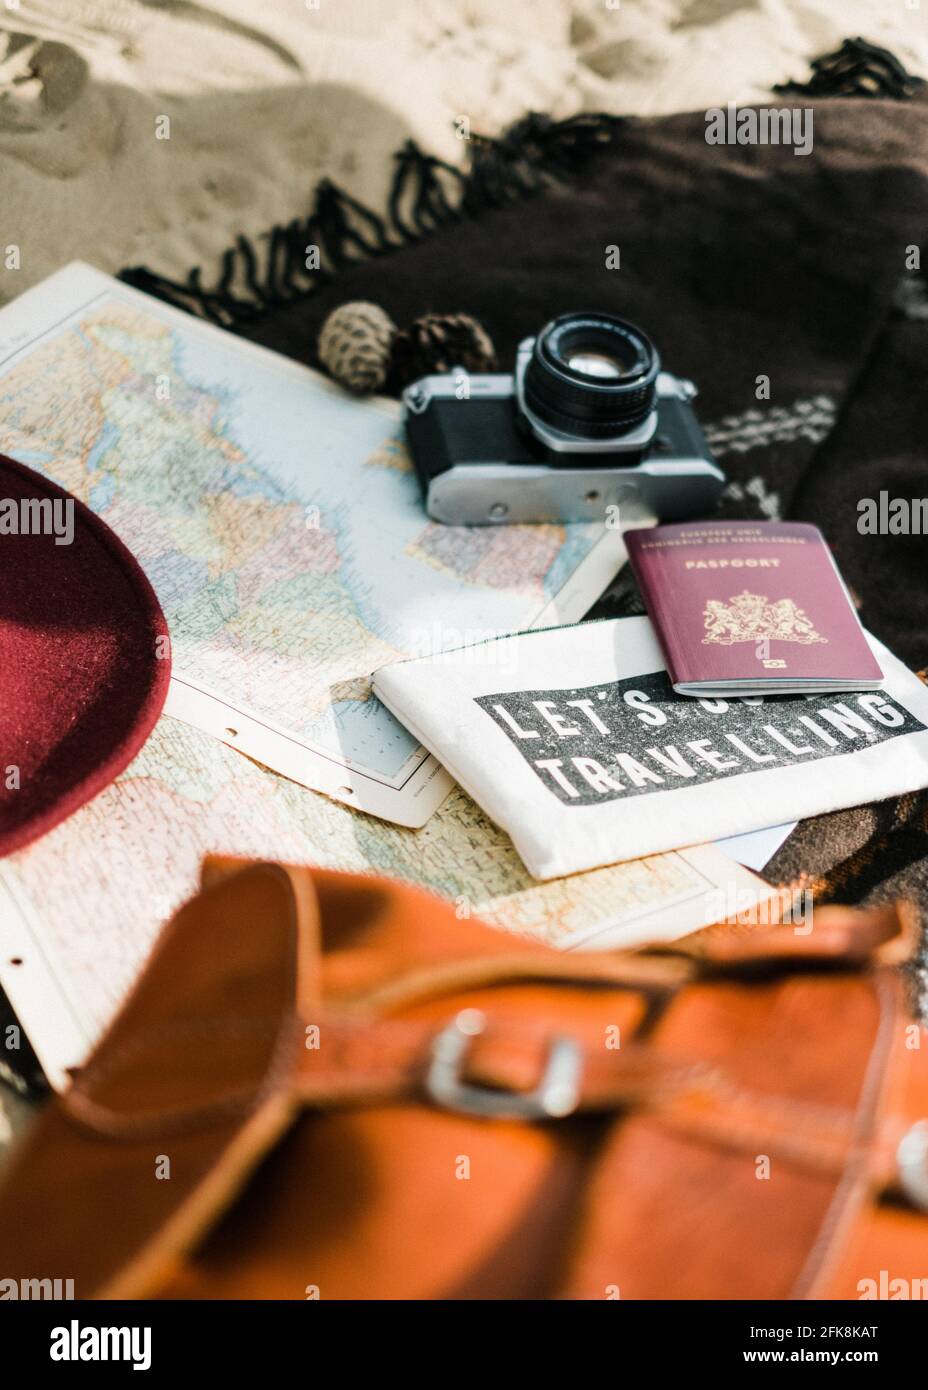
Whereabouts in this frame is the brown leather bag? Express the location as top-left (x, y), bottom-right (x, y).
top-left (0, 857), bottom-right (926, 1300)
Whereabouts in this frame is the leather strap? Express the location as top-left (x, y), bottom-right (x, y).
top-left (57, 992), bottom-right (916, 1189)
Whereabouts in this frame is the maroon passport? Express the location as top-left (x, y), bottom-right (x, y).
top-left (625, 520), bottom-right (884, 696)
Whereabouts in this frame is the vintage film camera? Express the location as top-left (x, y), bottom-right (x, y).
top-left (403, 311), bottom-right (724, 525)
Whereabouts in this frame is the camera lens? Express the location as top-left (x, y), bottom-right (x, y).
top-left (523, 312), bottom-right (660, 439)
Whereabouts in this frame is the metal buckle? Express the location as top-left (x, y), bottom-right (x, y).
top-left (897, 1120), bottom-right (928, 1210)
top-left (424, 1008), bottom-right (583, 1120)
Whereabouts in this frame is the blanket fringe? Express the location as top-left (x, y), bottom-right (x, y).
top-left (119, 112), bottom-right (625, 327)
top-left (775, 36), bottom-right (924, 100)
top-left (120, 39), bottom-right (925, 328)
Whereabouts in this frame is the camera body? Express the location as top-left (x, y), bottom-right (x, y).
top-left (403, 314), bottom-right (725, 526)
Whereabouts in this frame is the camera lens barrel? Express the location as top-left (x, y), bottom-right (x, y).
top-left (523, 313), bottom-right (661, 440)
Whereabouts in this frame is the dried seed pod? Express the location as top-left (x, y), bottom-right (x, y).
top-left (392, 312), bottom-right (496, 386)
top-left (317, 301), bottom-right (397, 394)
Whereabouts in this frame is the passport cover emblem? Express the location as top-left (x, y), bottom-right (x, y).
top-left (702, 590), bottom-right (827, 646)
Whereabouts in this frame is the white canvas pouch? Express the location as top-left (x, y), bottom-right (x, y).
top-left (373, 617), bottom-right (928, 880)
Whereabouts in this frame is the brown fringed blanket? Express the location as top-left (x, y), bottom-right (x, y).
top-left (122, 42), bottom-right (928, 942)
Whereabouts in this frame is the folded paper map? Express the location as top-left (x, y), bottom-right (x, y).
top-left (0, 263), bottom-right (626, 826)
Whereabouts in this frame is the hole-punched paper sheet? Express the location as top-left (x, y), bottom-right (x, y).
top-left (0, 713), bottom-right (775, 1090)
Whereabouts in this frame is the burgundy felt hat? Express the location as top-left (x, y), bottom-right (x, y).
top-left (0, 454), bottom-right (171, 856)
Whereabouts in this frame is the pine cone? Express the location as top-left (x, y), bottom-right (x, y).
top-left (317, 301), bottom-right (397, 394)
top-left (391, 312), bottom-right (496, 387)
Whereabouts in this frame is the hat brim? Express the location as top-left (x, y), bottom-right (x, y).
top-left (0, 454), bottom-right (171, 856)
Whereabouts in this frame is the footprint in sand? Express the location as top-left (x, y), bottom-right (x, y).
top-left (0, 32), bottom-right (88, 132)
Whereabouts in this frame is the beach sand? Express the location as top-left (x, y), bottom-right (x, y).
top-left (0, 1), bottom-right (926, 296)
